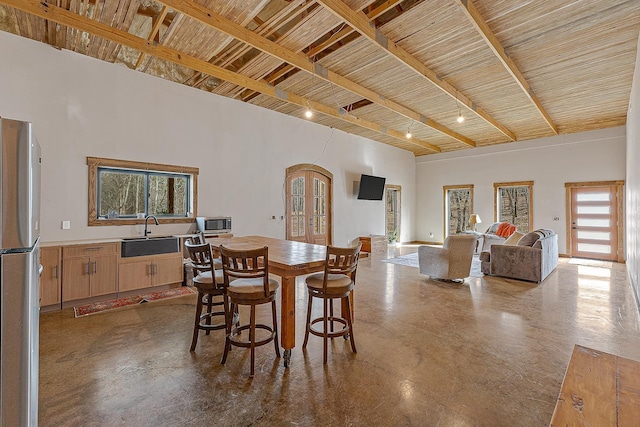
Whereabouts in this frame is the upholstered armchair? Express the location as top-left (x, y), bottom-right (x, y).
top-left (418, 234), bottom-right (476, 282)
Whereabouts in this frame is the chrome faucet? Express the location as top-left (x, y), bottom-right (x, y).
top-left (144, 215), bottom-right (159, 237)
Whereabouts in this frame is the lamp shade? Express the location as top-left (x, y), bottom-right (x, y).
top-left (469, 214), bottom-right (481, 226)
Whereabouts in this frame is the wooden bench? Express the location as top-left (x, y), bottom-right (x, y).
top-left (550, 345), bottom-right (640, 426)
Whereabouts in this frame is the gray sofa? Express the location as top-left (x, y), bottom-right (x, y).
top-left (480, 229), bottom-right (558, 283)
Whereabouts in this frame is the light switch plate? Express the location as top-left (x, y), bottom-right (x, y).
top-left (62, 220), bottom-right (71, 230)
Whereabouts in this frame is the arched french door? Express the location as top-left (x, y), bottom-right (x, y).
top-left (285, 164), bottom-right (332, 245)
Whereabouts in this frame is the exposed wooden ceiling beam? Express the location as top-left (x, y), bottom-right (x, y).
top-left (315, 0), bottom-right (517, 141)
top-left (134, 5), bottom-right (168, 71)
top-left (239, 24), bottom-right (354, 101)
top-left (454, 0), bottom-right (558, 135)
top-left (367, 0), bottom-right (406, 19)
top-left (156, 0), bottom-right (474, 147)
top-left (239, 0), bottom-right (400, 102)
top-left (0, 0), bottom-right (440, 153)
top-left (190, 0), bottom-right (315, 89)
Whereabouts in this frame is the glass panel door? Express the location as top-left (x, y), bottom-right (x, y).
top-left (571, 186), bottom-right (617, 261)
top-left (385, 186), bottom-right (401, 243)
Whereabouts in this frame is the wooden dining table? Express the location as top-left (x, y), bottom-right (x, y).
top-left (205, 235), bottom-right (328, 367)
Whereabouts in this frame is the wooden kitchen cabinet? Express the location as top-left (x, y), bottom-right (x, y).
top-left (118, 252), bottom-right (183, 292)
top-left (62, 243), bottom-right (118, 302)
top-left (40, 246), bottom-right (62, 307)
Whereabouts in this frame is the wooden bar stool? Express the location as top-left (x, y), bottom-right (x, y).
top-left (303, 243), bottom-right (361, 364)
top-left (185, 242), bottom-right (231, 351)
top-left (219, 245), bottom-right (280, 377)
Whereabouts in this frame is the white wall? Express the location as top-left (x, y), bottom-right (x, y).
top-left (0, 31), bottom-right (415, 245)
top-left (626, 34), bottom-right (640, 310)
top-left (415, 127), bottom-right (626, 254)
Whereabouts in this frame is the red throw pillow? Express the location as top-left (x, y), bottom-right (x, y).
top-left (496, 223), bottom-right (516, 238)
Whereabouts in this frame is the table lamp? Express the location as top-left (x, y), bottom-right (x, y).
top-left (469, 214), bottom-right (481, 231)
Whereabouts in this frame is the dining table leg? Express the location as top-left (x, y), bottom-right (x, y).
top-left (280, 275), bottom-right (296, 367)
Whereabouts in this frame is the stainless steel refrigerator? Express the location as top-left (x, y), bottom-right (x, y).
top-left (0, 118), bottom-right (41, 426)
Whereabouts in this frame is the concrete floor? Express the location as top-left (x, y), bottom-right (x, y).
top-left (38, 246), bottom-right (640, 426)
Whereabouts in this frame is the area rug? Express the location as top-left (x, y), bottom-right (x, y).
top-left (381, 252), bottom-right (484, 278)
top-left (74, 287), bottom-right (196, 318)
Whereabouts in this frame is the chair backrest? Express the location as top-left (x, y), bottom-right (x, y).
top-left (219, 245), bottom-right (270, 297)
top-left (186, 232), bottom-right (206, 245)
top-left (443, 234), bottom-right (476, 252)
top-left (442, 235), bottom-right (476, 277)
top-left (185, 242), bottom-right (214, 276)
top-left (322, 242), bottom-right (362, 290)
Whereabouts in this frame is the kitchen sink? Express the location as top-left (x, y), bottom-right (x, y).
top-left (121, 236), bottom-right (180, 257)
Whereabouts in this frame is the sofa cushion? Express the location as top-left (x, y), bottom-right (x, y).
top-left (504, 231), bottom-right (524, 245)
top-left (495, 222), bottom-right (516, 238)
top-left (532, 229), bottom-right (555, 249)
top-left (518, 229), bottom-right (556, 247)
top-left (518, 231), bottom-right (540, 246)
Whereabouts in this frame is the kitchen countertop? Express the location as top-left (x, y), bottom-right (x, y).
top-left (39, 233), bottom-right (230, 248)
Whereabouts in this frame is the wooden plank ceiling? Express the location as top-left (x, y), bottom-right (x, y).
top-left (0, 0), bottom-right (638, 156)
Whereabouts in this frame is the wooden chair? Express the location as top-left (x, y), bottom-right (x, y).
top-left (303, 243), bottom-right (361, 364)
top-left (186, 233), bottom-right (222, 268)
top-left (219, 245), bottom-right (280, 377)
top-left (185, 241), bottom-right (230, 351)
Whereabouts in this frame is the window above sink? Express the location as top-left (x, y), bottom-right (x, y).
top-left (87, 157), bottom-right (199, 226)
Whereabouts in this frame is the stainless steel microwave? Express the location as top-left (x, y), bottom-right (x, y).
top-left (196, 216), bottom-right (232, 233)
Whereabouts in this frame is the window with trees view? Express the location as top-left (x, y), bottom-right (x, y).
top-left (444, 185), bottom-right (474, 237)
top-left (494, 181), bottom-right (533, 233)
top-left (87, 157), bottom-right (198, 226)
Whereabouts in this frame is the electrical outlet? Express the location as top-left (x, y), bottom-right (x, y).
top-left (429, 232), bottom-right (434, 238)
top-left (62, 220), bottom-right (71, 230)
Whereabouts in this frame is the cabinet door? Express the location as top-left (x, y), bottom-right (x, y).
top-left (62, 257), bottom-right (91, 301)
top-left (119, 260), bottom-right (153, 292)
top-left (153, 255), bottom-right (183, 287)
top-left (90, 255), bottom-right (118, 297)
top-left (40, 247), bottom-right (61, 306)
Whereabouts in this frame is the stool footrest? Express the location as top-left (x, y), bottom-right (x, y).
top-left (198, 311), bottom-right (226, 331)
top-left (309, 316), bottom-right (349, 338)
top-left (228, 324), bottom-right (276, 348)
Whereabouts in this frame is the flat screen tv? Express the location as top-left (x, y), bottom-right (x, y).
top-left (357, 174), bottom-right (386, 200)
